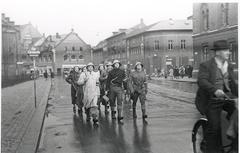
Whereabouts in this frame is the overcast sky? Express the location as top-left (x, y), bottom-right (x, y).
top-left (1, 0), bottom-right (226, 46)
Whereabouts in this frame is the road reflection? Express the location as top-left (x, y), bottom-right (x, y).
top-left (73, 112), bottom-right (152, 153)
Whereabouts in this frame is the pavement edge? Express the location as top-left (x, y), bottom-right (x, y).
top-left (16, 80), bottom-right (52, 153)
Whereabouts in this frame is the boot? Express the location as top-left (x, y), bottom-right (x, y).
top-left (73, 105), bottom-right (76, 113)
top-left (133, 108), bottom-right (137, 119)
top-left (117, 109), bottom-right (124, 121)
top-left (111, 110), bottom-right (116, 119)
top-left (142, 109), bottom-right (148, 119)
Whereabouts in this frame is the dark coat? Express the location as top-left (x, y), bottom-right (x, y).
top-left (195, 58), bottom-right (238, 114)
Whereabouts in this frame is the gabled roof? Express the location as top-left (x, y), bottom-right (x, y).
top-left (125, 22), bottom-right (157, 38)
top-left (54, 31), bottom-right (89, 48)
top-left (146, 19), bottom-right (192, 31)
top-left (33, 36), bottom-right (46, 47)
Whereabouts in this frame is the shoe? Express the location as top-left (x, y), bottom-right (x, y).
top-left (142, 115), bottom-right (148, 119)
top-left (142, 109), bottom-right (148, 119)
top-left (117, 117), bottom-right (124, 124)
top-left (93, 118), bottom-right (98, 124)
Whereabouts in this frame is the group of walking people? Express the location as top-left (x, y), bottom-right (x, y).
top-left (65, 60), bottom-right (148, 125)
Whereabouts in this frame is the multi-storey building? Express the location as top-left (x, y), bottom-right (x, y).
top-left (52, 29), bottom-right (91, 75)
top-left (192, 3), bottom-right (238, 76)
top-left (126, 19), bottom-right (193, 74)
top-left (2, 14), bottom-right (22, 85)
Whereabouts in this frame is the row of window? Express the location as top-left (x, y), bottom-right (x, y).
top-left (63, 55), bottom-right (84, 61)
top-left (201, 3), bottom-right (229, 31)
top-left (65, 46), bottom-right (83, 51)
top-left (154, 40), bottom-right (186, 50)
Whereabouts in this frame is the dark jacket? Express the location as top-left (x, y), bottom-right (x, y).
top-left (65, 70), bottom-right (80, 90)
top-left (195, 58), bottom-right (238, 114)
top-left (106, 68), bottom-right (126, 90)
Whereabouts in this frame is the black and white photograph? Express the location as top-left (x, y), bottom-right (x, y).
top-left (1, 0), bottom-right (238, 153)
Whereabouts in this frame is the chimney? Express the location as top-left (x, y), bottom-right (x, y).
top-left (2, 13), bottom-right (5, 19)
top-left (43, 33), bottom-right (45, 37)
top-left (71, 28), bottom-right (74, 32)
top-left (56, 32), bottom-right (60, 38)
top-left (112, 32), bottom-right (118, 35)
top-left (140, 18), bottom-right (144, 24)
top-left (119, 29), bottom-right (127, 32)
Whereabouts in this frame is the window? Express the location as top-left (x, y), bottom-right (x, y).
top-left (71, 55), bottom-right (76, 59)
top-left (202, 46), bottom-right (209, 61)
top-left (154, 40), bottom-right (160, 50)
top-left (221, 3), bottom-right (229, 26)
top-left (65, 46), bottom-right (67, 51)
top-left (72, 46), bottom-right (75, 51)
top-left (79, 55), bottom-right (83, 59)
top-left (64, 55), bottom-right (68, 61)
top-left (201, 4), bottom-right (209, 31)
top-left (80, 47), bottom-right (82, 51)
top-left (181, 40), bottom-right (186, 49)
top-left (168, 40), bottom-right (173, 50)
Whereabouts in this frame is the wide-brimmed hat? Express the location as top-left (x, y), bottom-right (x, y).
top-left (211, 40), bottom-right (229, 51)
top-left (135, 62), bottom-right (143, 69)
top-left (112, 59), bottom-right (121, 66)
top-left (86, 62), bottom-right (95, 69)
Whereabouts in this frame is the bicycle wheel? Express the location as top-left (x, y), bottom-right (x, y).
top-left (192, 118), bottom-right (207, 153)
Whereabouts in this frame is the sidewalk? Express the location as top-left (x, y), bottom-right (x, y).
top-left (1, 78), bottom-right (52, 153)
top-left (151, 76), bottom-right (197, 83)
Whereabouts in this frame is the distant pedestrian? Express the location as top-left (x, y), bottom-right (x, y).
top-left (43, 70), bottom-right (48, 80)
top-left (129, 62), bottom-right (148, 120)
top-left (179, 65), bottom-right (185, 78)
top-left (188, 65), bottom-right (193, 78)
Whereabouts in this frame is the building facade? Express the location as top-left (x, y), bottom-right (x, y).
top-left (2, 14), bottom-right (21, 84)
top-left (53, 29), bottom-right (91, 75)
top-left (92, 40), bottom-right (107, 65)
top-left (126, 19), bottom-right (193, 74)
top-left (192, 3), bottom-right (238, 76)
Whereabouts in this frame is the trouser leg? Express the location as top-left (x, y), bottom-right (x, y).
top-left (116, 87), bottom-right (123, 120)
top-left (109, 87), bottom-right (117, 119)
top-left (205, 105), bottom-right (222, 153)
top-left (139, 92), bottom-right (147, 118)
top-left (71, 85), bottom-right (77, 105)
top-left (132, 91), bottom-right (139, 118)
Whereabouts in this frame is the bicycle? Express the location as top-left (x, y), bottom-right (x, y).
top-left (192, 96), bottom-right (238, 153)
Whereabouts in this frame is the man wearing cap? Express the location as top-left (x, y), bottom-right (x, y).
top-left (106, 60), bottom-right (127, 122)
top-left (195, 40), bottom-right (238, 153)
top-left (129, 62), bottom-right (148, 119)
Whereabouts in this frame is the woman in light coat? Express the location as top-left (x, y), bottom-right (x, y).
top-left (78, 63), bottom-right (100, 125)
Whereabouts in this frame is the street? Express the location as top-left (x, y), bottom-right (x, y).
top-left (37, 76), bottom-right (200, 153)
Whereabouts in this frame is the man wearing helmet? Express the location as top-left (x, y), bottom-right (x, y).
top-left (106, 60), bottom-right (127, 122)
top-left (129, 62), bottom-right (148, 120)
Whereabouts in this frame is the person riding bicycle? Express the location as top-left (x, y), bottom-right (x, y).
top-left (195, 40), bottom-right (238, 153)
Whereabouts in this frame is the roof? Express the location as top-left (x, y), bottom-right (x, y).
top-left (20, 23), bottom-right (42, 38)
top-left (106, 20), bottom-right (146, 40)
top-left (33, 36), bottom-right (46, 47)
top-left (146, 19), bottom-right (192, 32)
top-left (125, 22), bottom-right (157, 38)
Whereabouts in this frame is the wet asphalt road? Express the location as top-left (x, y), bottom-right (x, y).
top-left (37, 76), bottom-right (200, 153)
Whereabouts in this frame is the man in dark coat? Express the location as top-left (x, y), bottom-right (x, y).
top-left (106, 60), bottom-right (126, 122)
top-left (65, 66), bottom-right (80, 113)
top-left (195, 40), bottom-right (238, 153)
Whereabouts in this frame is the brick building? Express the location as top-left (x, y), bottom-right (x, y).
top-left (192, 3), bottom-right (238, 76)
top-left (92, 40), bottom-right (107, 65)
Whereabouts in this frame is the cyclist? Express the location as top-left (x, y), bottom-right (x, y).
top-left (195, 40), bottom-right (238, 153)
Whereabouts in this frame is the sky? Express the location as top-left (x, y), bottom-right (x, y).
top-left (1, 0), bottom-right (212, 46)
